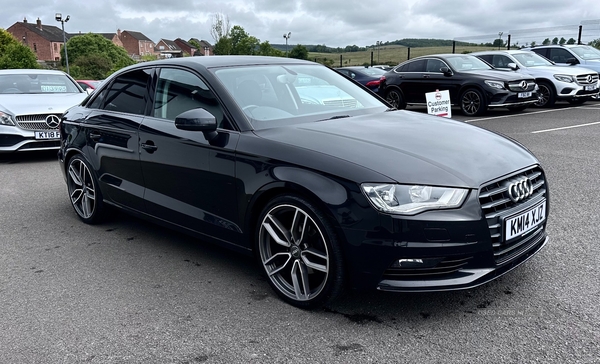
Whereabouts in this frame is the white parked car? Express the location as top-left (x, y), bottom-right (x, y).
top-left (0, 69), bottom-right (87, 152)
top-left (472, 50), bottom-right (599, 107)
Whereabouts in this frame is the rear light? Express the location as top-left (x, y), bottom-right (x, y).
top-left (366, 80), bottom-right (381, 87)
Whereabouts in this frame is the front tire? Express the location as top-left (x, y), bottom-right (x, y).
top-left (256, 195), bottom-right (344, 309)
top-left (534, 81), bottom-right (555, 107)
top-left (460, 88), bottom-right (486, 116)
top-left (66, 154), bottom-right (105, 224)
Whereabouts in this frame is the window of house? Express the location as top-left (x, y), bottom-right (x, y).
top-left (153, 68), bottom-right (227, 129)
top-left (33, 43), bottom-right (37, 53)
top-left (90, 68), bottom-right (152, 114)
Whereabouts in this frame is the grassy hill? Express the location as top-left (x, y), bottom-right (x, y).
top-left (308, 44), bottom-right (501, 67)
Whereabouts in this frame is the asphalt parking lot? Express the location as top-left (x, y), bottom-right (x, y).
top-left (1, 101), bottom-right (599, 363)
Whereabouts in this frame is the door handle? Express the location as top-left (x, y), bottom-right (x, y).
top-left (89, 132), bottom-right (101, 140)
top-left (423, 75), bottom-right (430, 79)
top-left (141, 141), bottom-right (158, 153)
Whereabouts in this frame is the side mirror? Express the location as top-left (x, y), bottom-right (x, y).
top-left (175, 108), bottom-right (218, 141)
top-left (507, 62), bottom-right (519, 71)
top-left (440, 66), bottom-right (452, 75)
top-left (565, 57), bottom-right (579, 65)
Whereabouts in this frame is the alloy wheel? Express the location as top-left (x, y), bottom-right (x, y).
top-left (461, 90), bottom-right (482, 116)
top-left (535, 84), bottom-right (550, 107)
top-left (258, 204), bottom-right (329, 302)
top-left (67, 158), bottom-right (97, 219)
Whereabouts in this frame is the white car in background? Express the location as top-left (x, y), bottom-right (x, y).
top-left (472, 50), bottom-right (599, 107)
top-left (0, 69), bottom-right (87, 152)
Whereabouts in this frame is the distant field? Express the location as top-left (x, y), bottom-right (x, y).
top-left (308, 45), bottom-right (501, 67)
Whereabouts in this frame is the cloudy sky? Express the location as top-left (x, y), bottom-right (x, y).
top-left (4, 0), bottom-right (600, 47)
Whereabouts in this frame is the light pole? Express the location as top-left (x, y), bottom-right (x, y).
top-left (498, 31), bottom-right (503, 50)
top-left (55, 13), bottom-right (70, 74)
top-left (283, 32), bottom-right (291, 57)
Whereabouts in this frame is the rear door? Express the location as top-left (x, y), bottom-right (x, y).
top-left (81, 68), bottom-right (152, 212)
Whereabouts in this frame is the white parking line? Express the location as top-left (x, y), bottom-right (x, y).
top-left (465, 104), bottom-right (600, 123)
top-left (531, 121), bottom-right (600, 134)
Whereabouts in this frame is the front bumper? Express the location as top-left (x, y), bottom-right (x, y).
top-left (341, 166), bottom-right (549, 292)
top-left (487, 90), bottom-right (539, 108)
top-left (0, 125), bottom-right (60, 152)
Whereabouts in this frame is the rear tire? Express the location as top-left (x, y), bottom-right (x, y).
top-left (66, 154), bottom-right (106, 224)
top-left (255, 195), bottom-right (344, 309)
top-left (385, 88), bottom-right (406, 109)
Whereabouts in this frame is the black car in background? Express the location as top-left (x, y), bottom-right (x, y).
top-left (379, 54), bottom-right (540, 116)
top-left (335, 66), bottom-right (387, 92)
top-left (58, 56), bottom-right (549, 308)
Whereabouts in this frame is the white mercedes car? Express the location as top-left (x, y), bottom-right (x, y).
top-left (0, 69), bottom-right (87, 152)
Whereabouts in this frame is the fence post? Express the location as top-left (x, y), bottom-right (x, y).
top-left (371, 51), bottom-right (374, 66)
top-left (407, 47), bottom-right (411, 60)
top-left (452, 41), bottom-right (456, 54)
top-left (340, 54), bottom-right (342, 67)
top-left (507, 34), bottom-right (511, 50)
top-left (578, 25), bottom-right (583, 45)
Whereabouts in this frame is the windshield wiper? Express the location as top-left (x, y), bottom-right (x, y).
top-left (318, 115), bottom-right (350, 121)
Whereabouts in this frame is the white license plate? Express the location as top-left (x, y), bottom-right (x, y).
top-left (584, 85), bottom-right (597, 91)
top-left (35, 131), bottom-right (60, 140)
top-left (518, 91), bottom-right (532, 98)
top-left (504, 200), bottom-right (546, 241)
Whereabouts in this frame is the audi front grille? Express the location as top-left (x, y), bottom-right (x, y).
top-left (478, 166), bottom-right (547, 265)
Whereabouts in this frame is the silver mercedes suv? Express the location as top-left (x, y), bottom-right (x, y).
top-left (472, 49), bottom-right (599, 107)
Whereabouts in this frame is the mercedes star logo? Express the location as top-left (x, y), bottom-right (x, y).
top-left (520, 81), bottom-right (528, 90)
top-left (507, 177), bottom-right (534, 203)
top-left (586, 75), bottom-right (593, 83)
top-left (45, 114), bottom-right (61, 129)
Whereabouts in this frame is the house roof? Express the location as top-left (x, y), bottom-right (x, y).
top-left (122, 30), bottom-right (153, 42)
top-left (190, 38), bottom-right (213, 48)
top-left (158, 39), bottom-right (181, 51)
top-left (175, 38), bottom-right (195, 49)
top-left (14, 21), bottom-right (65, 42)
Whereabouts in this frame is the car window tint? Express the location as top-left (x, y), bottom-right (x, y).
top-left (547, 48), bottom-right (573, 63)
top-left (425, 59), bottom-right (445, 72)
top-left (98, 69), bottom-right (151, 115)
top-left (406, 60), bottom-right (426, 72)
top-left (491, 55), bottom-right (512, 68)
top-left (154, 68), bottom-right (227, 129)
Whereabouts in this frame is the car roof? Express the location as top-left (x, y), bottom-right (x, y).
top-left (138, 55), bottom-right (315, 69)
top-left (0, 69), bottom-right (68, 75)
top-left (471, 50), bottom-right (531, 55)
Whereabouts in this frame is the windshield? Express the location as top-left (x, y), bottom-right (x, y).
top-left (213, 64), bottom-right (387, 130)
top-left (356, 67), bottom-right (387, 76)
top-left (512, 52), bottom-right (553, 67)
top-left (0, 73), bottom-right (81, 94)
top-left (445, 55), bottom-right (492, 71)
top-left (569, 46), bottom-right (600, 60)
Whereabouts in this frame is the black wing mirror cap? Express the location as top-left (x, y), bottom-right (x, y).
top-left (440, 66), bottom-right (452, 75)
top-left (175, 108), bottom-right (218, 141)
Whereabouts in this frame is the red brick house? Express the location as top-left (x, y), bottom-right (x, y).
top-left (190, 38), bottom-right (213, 56)
top-left (174, 38), bottom-right (197, 56)
top-left (118, 30), bottom-right (155, 59)
top-left (156, 39), bottom-right (183, 58)
top-left (6, 18), bottom-right (66, 61)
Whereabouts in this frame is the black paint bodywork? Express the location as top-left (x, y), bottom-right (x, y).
top-left (58, 56), bottom-right (548, 292)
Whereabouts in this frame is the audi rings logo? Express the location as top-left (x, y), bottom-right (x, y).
top-left (45, 115), bottom-right (61, 129)
top-left (586, 75), bottom-right (593, 84)
top-left (507, 177), bottom-right (533, 202)
top-left (519, 81), bottom-right (528, 90)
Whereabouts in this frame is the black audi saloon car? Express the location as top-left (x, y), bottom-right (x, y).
top-left (58, 56), bottom-right (549, 308)
top-left (379, 54), bottom-right (540, 116)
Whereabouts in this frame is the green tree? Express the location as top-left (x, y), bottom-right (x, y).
top-left (229, 25), bottom-right (259, 55)
top-left (62, 33), bottom-right (135, 78)
top-left (213, 36), bottom-right (232, 55)
top-left (530, 41), bottom-right (537, 47)
top-left (551, 37), bottom-right (559, 45)
top-left (567, 38), bottom-right (576, 45)
top-left (289, 44), bottom-right (309, 60)
top-left (588, 38), bottom-right (600, 49)
top-left (257, 41), bottom-right (283, 57)
top-left (0, 28), bottom-right (38, 69)
top-left (492, 38), bottom-right (504, 48)
top-left (559, 37), bottom-right (567, 45)
top-left (542, 38), bottom-right (551, 45)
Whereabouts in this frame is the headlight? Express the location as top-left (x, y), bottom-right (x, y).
top-left (0, 111), bottom-right (16, 126)
top-left (361, 183), bottom-right (469, 215)
top-left (554, 74), bottom-right (574, 83)
top-left (484, 80), bottom-right (505, 90)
